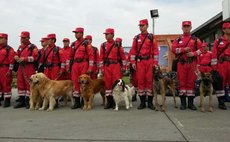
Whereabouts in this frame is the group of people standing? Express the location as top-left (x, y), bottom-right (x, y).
top-left (0, 18), bottom-right (229, 111)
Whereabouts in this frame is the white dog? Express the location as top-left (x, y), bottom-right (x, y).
top-left (112, 79), bottom-right (133, 111)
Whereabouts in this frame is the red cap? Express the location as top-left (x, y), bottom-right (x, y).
top-left (222, 22), bottom-right (230, 29)
top-left (72, 27), bottom-right (84, 33)
top-left (62, 38), bottom-right (70, 42)
top-left (40, 37), bottom-right (47, 42)
top-left (115, 37), bottom-right (122, 43)
top-left (20, 31), bottom-right (30, 38)
top-left (103, 28), bottom-right (114, 34)
top-left (85, 35), bottom-right (92, 40)
top-left (201, 42), bottom-right (208, 47)
top-left (47, 33), bottom-right (56, 39)
top-left (139, 19), bottom-right (148, 26)
top-left (182, 21), bottom-right (192, 26)
top-left (0, 33), bottom-right (8, 39)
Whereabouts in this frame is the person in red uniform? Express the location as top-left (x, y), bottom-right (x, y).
top-left (37, 37), bottom-right (48, 73)
top-left (172, 21), bottom-right (202, 110)
top-left (85, 35), bottom-right (99, 79)
top-left (39, 34), bottom-right (65, 80)
top-left (61, 38), bottom-right (71, 80)
top-left (14, 31), bottom-right (38, 109)
top-left (211, 22), bottom-right (230, 110)
top-left (197, 43), bottom-right (212, 73)
top-left (127, 52), bottom-right (138, 102)
top-left (99, 28), bottom-right (126, 109)
top-left (129, 19), bottom-right (159, 110)
top-left (0, 33), bottom-right (14, 107)
top-left (66, 27), bottom-right (94, 109)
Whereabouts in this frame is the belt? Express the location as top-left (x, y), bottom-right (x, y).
top-left (200, 64), bottom-right (210, 66)
top-left (179, 57), bottom-right (195, 64)
top-left (44, 63), bottom-right (60, 67)
top-left (137, 55), bottom-right (150, 60)
top-left (0, 64), bottom-right (9, 67)
top-left (73, 59), bottom-right (88, 63)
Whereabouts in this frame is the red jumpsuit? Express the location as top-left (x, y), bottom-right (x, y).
top-left (211, 36), bottom-right (230, 97)
top-left (127, 53), bottom-right (138, 88)
top-left (99, 39), bottom-right (126, 96)
top-left (16, 42), bottom-right (38, 97)
top-left (197, 50), bottom-right (212, 73)
top-left (61, 46), bottom-right (72, 80)
top-left (172, 34), bottom-right (202, 97)
top-left (40, 44), bottom-right (65, 80)
top-left (130, 33), bottom-right (159, 96)
top-left (0, 45), bottom-right (14, 99)
top-left (91, 46), bottom-right (99, 79)
top-left (67, 38), bottom-right (94, 97)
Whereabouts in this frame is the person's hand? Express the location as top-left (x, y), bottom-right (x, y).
top-left (186, 52), bottom-right (194, 57)
top-left (18, 57), bottom-right (25, 63)
top-left (132, 64), bottom-right (136, 70)
top-left (184, 47), bottom-right (190, 53)
top-left (5, 70), bottom-right (12, 77)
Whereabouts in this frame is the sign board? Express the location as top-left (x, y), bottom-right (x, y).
top-left (223, 0), bottom-right (230, 21)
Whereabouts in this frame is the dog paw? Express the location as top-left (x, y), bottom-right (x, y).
top-left (208, 108), bottom-right (213, 112)
top-left (29, 107), bottom-right (35, 111)
top-left (39, 108), bottom-right (45, 111)
top-left (114, 108), bottom-right (118, 111)
top-left (47, 108), bottom-right (53, 112)
top-left (83, 106), bottom-right (87, 111)
top-left (126, 106), bottom-right (130, 110)
top-left (174, 105), bottom-right (178, 108)
top-left (200, 108), bottom-right (205, 112)
top-left (161, 108), bottom-right (165, 112)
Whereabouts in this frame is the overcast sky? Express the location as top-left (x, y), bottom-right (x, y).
top-left (0, 0), bottom-right (222, 50)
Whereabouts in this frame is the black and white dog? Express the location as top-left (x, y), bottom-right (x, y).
top-left (112, 79), bottom-right (133, 111)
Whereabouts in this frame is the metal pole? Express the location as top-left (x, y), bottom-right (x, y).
top-left (152, 18), bottom-right (155, 34)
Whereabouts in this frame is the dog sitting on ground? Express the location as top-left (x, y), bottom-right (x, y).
top-left (153, 65), bottom-right (177, 112)
top-left (78, 74), bottom-right (105, 111)
top-left (199, 72), bottom-right (213, 112)
top-left (111, 79), bottom-right (133, 111)
top-left (30, 73), bottom-right (74, 111)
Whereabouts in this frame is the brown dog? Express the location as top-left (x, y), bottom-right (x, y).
top-left (30, 73), bottom-right (74, 111)
top-left (153, 65), bottom-right (177, 112)
top-left (78, 74), bottom-right (105, 111)
top-left (29, 82), bottom-right (43, 111)
top-left (199, 72), bottom-right (213, 112)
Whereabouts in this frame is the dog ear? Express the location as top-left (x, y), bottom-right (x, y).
top-left (122, 80), bottom-right (125, 92)
top-left (112, 80), bottom-right (119, 90)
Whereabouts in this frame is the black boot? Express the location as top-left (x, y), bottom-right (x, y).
top-left (71, 97), bottom-right (81, 109)
top-left (218, 96), bottom-right (227, 110)
top-left (25, 96), bottom-right (30, 109)
top-left (138, 96), bottom-right (146, 109)
top-left (0, 93), bottom-right (3, 101)
top-left (54, 99), bottom-right (59, 109)
top-left (104, 96), bottom-right (112, 109)
top-left (132, 94), bottom-right (137, 102)
top-left (14, 96), bottom-right (25, 108)
top-left (147, 96), bottom-right (154, 110)
top-left (3, 98), bottom-right (11, 108)
top-left (111, 96), bottom-right (115, 109)
top-left (81, 97), bottom-right (84, 108)
top-left (180, 96), bottom-right (186, 110)
top-left (0, 101), bottom-right (1, 106)
top-left (188, 96), bottom-right (197, 110)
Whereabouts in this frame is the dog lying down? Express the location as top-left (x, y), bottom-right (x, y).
top-left (29, 73), bottom-right (74, 111)
top-left (112, 79), bottom-right (133, 111)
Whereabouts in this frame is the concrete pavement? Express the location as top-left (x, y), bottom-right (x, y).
top-left (0, 89), bottom-right (230, 142)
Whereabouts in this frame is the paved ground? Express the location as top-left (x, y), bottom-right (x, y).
top-left (0, 89), bottom-right (230, 142)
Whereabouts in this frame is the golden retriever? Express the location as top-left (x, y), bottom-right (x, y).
top-left (29, 82), bottom-right (43, 111)
top-left (30, 73), bottom-right (74, 111)
top-left (78, 74), bottom-right (105, 111)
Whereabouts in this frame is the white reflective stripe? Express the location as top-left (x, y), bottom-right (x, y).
top-left (99, 61), bottom-right (103, 68)
top-left (187, 90), bottom-right (195, 94)
top-left (176, 48), bottom-right (181, 54)
top-left (61, 63), bottom-right (65, 68)
top-left (196, 49), bottom-right (202, 56)
top-left (216, 93), bottom-right (225, 97)
top-left (28, 56), bottom-right (34, 62)
top-left (4, 94), bottom-right (12, 98)
top-left (122, 60), bottom-right (126, 66)
top-left (187, 93), bottom-right (195, 96)
top-left (154, 55), bottom-right (159, 61)
top-left (211, 59), bottom-right (217, 65)
top-left (9, 64), bottom-right (13, 70)
top-left (130, 55), bottom-right (136, 61)
top-left (66, 60), bottom-right (70, 64)
top-left (18, 90), bottom-right (26, 94)
top-left (89, 60), bottom-right (94, 66)
top-left (215, 90), bottom-right (224, 94)
top-left (73, 91), bottom-right (80, 97)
